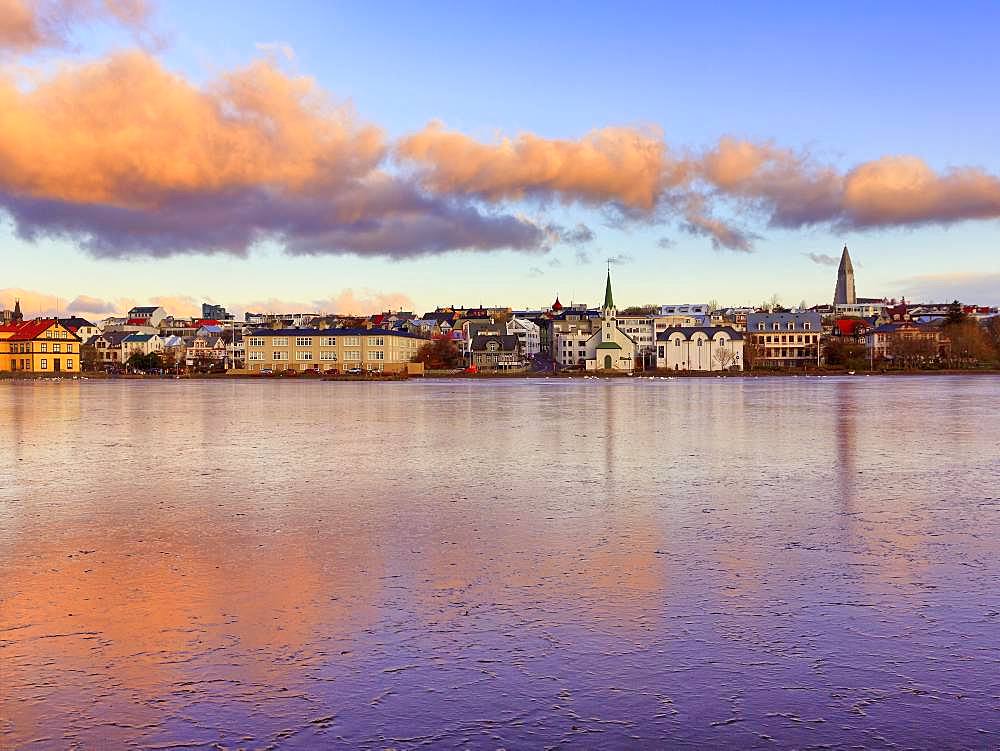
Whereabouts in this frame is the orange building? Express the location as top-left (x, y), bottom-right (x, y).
top-left (0, 318), bottom-right (83, 373)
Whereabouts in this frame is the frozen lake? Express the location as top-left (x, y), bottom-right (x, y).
top-left (2, 377), bottom-right (999, 748)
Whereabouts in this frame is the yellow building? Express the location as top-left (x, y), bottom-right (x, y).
top-left (244, 327), bottom-right (425, 373)
top-left (0, 318), bottom-right (83, 373)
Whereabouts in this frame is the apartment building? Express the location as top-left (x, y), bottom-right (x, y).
top-left (244, 328), bottom-right (424, 373)
top-left (0, 318), bottom-right (82, 373)
top-left (746, 311), bottom-right (822, 368)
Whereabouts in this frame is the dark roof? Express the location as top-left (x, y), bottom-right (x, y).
top-left (471, 334), bottom-right (520, 352)
top-left (59, 316), bottom-right (96, 329)
top-left (249, 327), bottom-right (424, 340)
top-left (88, 331), bottom-right (131, 346)
top-left (129, 306), bottom-right (160, 314)
top-left (656, 326), bottom-right (744, 341)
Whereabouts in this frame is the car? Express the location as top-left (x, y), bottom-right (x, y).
top-left (280, 368), bottom-right (299, 376)
top-left (346, 367), bottom-right (363, 375)
top-left (259, 368), bottom-right (273, 375)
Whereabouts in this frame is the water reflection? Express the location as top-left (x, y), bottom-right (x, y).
top-left (1, 377), bottom-right (999, 748)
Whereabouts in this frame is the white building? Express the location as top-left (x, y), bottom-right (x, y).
top-left (121, 333), bottom-right (164, 359)
top-left (658, 304), bottom-right (712, 325)
top-left (506, 317), bottom-right (541, 357)
top-left (656, 327), bottom-right (745, 371)
top-left (584, 272), bottom-right (636, 372)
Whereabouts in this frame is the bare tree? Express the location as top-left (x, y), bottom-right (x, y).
top-left (713, 347), bottom-right (737, 370)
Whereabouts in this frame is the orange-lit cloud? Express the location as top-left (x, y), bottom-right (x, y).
top-left (398, 122), bottom-right (678, 210)
top-left (0, 0), bottom-right (150, 52)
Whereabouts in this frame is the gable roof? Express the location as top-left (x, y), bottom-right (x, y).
top-left (471, 334), bottom-right (519, 352)
top-left (6, 319), bottom-right (83, 341)
top-left (123, 333), bottom-right (158, 343)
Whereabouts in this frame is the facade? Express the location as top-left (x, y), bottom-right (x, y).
top-left (122, 333), bottom-right (164, 359)
top-left (244, 328), bottom-right (424, 372)
top-left (59, 317), bottom-right (100, 343)
top-left (127, 306), bottom-right (167, 328)
top-left (616, 314), bottom-right (656, 365)
top-left (550, 309), bottom-right (600, 367)
top-left (0, 318), bottom-right (82, 373)
top-left (747, 311), bottom-right (822, 368)
top-left (833, 245), bottom-right (857, 305)
top-left (655, 327), bottom-right (745, 371)
top-left (584, 272), bottom-right (636, 372)
top-left (506, 317), bottom-right (541, 357)
top-left (471, 334), bottom-right (524, 371)
top-left (202, 302), bottom-right (234, 320)
top-left (658, 304), bottom-right (712, 325)
top-left (865, 322), bottom-right (950, 362)
top-left (86, 331), bottom-right (131, 369)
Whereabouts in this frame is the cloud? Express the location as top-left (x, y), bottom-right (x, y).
top-left (893, 272), bottom-right (1000, 306)
top-left (67, 294), bottom-right (117, 314)
top-left (3, 287), bottom-right (416, 320)
top-left (398, 122), bottom-right (677, 210)
top-left (240, 289), bottom-right (415, 316)
top-left (543, 221), bottom-right (593, 246)
top-left (527, 266), bottom-right (544, 277)
top-left (607, 253), bottom-right (633, 265)
top-left (255, 41), bottom-right (295, 61)
top-left (802, 252), bottom-right (838, 266)
top-left (656, 236), bottom-right (675, 249)
top-left (0, 0), bottom-right (151, 52)
top-left (574, 249), bottom-right (591, 264)
top-left (0, 52), bottom-right (546, 259)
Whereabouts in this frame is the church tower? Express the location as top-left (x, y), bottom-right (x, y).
top-left (12, 298), bottom-right (23, 322)
top-left (833, 245), bottom-right (856, 305)
top-left (602, 269), bottom-right (616, 318)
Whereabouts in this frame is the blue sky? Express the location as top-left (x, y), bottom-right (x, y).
top-left (2, 0), bottom-right (998, 317)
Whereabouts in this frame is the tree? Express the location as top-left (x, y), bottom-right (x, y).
top-left (943, 319), bottom-right (993, 367)
top-left (126, 351), bottom-right (162, 372)
top-left (987, 316), bottom-right (1000, 357)
top-left (81, 343), bottom-right (100, 372)
top-left (743, 336), bottom-right (763, 370)
top-left (824, 338), bottom-right (868, 369)
top-left (619, 304), bottom-right (659, 316)
top-left (889, 337), bottom-right (936, 368)
top-left (945, 300), bottom-right (967, 326)
top-left (415, 338), bottom-right (461, 369)
top-left (713, 347), bottom-right (737, 370)
top-left (707, 299), bottom-right (720, 313)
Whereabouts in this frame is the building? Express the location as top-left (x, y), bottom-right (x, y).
top-left (86, 331), bottom-right (131, 369)
top-left (747, 311), bottom-right (822, 368)
top-left (865, 322), bottom-right (950, 362)
top-left (122, 333), bottom-right (164, 360)
top-left (833, 245), bottom-right (857, 305)
top-left (550, 309), bottom-right (600, 367)
top-left (470, 334), bottom-right (524, 371)
top-left (0, 318), bottom-right (82, 373)
top-left (506, 317), bottom-right (541, 357)
top-left (584, 272), bottom-right (636, 372)
top-left (202, 302), bottom-right (234, 321)
top-left (616, 313), bottom-right (656, 366)
top-left (59, 316), bottom-right (100, 343)
top-left (1, 299), bottom-right (23, 325)
top-left (126, 306), bottom-right (167, 328)
top-left (244, 328), bottom-right (424, 373)
top-left (658, 304), bottom-right (712, 325)
top-left (656, 327), bottom-right (744, 371)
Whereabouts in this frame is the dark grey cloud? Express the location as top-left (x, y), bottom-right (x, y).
top-left (802, 252), bottom-right (838, 266)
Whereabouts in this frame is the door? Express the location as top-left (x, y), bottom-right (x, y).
top-left (53, 358), bottom-right (61, 372)
top-left (604, 355), bottom-right (612, 369)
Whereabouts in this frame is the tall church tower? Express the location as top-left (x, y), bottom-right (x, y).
top-left (12, 298), bottom-right (23, 322)
top-left (833, 245), bottom-right (856, 305)
top-left (602, 269), bottom-right (616, 318)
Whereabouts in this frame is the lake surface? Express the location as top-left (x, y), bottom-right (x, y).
top-left (2, 377), bottom-right (999, 749)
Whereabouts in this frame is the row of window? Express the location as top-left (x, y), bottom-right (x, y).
top-left (666, 338), bottom-right (730, 347)
top-left (756, 321), bottom-right (813, 331)
top-left (250, 336), bottom-right (396, 348)
top-left (8, 342), bottom-right (75, 353)
top-left (761, 334), bottom-right (816, 344)
top-left (9, 358), bottom-right (75, 370)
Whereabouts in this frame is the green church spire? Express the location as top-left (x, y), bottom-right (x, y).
top-left (603, 269), bottom-right (615, 310)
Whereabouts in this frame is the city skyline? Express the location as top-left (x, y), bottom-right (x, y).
top-left (3, 1), bottom-right (1000, 317)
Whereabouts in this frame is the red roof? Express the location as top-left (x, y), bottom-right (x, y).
top-left (5, 318), bottom-right (76, 341)
top-left (834, 318), bottom-right (868, 336)
top-left (126, 317), bottom-right (150, 325)
top-left (552, 296), bottom-right (563, 311)
top-left (194, 319), bottom-right (219, 327)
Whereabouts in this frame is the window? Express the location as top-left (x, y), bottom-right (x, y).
top-left (66, 343), bottom-right (74, 352)
top-left (273, 337), bottom-right (288, 347)
top-left (772, 323), bottom-right (780, 331)
top-left (369, 350), bottom-right (384, 361)
top-left (40, 343), bottom-right (47, 352)
top-left (697, 338), bottom-right (703, 347)
top-left (804, 322), bottom-right (812, 330)
top-left (320, 351), bottom-right (338, 361)
top-left (321, 337), bottom-right (337, 346)
top-left (248, 337), bottom-right (264, 347)
top-left (272, 351), bottom-right (287, 361)
top-left (296, 351), bottom-right (313, 361)
top-left (344, 337), bottom-right (360, 346)
top-left (344, 350), bottom-right (361, 361)
top-left (368, 337), bottom-right (384, 346)
top-left (487, 341), bottom-right (498, 352)
top-left (54, 343), bottom-right (61, 353)
top-left (718, 338), bottom-right (726, 346)
top-left (295, 337), bottom-right (313, 347)
top-left (788, 322), bottom-right (795, 330)
top-left (758, 323), bottom-right (765, 331)
top-left (40, 358), bottom-right (48, 370)
top-left (248, 352), bottom-right (263, 361)
top-left (67, 359), bottom-right (74, 369)
top-left (675, 339), bottom-right (681, 347)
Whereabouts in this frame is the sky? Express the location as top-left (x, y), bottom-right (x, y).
top-left (1, 0), bottom-right (999, 319)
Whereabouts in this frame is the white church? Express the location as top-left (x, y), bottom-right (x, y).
top-left (584, 271), bottom-right (637, 372)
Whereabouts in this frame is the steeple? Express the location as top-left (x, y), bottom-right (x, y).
top-left (833, 245), bottom-right (856, 305)
top-left (12, 298), bottom-right (22, 322)
top-left (603, 269), bottom-right (615, 311)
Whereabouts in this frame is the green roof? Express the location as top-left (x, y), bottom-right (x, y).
top-left (603, 270), bottom-right (614, 310)
top-left (596, 341), bottom-right (621, 349)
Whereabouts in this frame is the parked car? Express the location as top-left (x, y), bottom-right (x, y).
top-left (346, 367), bottom-right (363, 375)
top-left (280, 368), bottom-right (299, 376)
top-left (259, 368), bottom-right (273, 375)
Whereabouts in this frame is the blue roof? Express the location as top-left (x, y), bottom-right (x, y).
top-left (249, 327), bottom-right (425, 340)
top-left (123, 333), bottom-right (157, 342)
